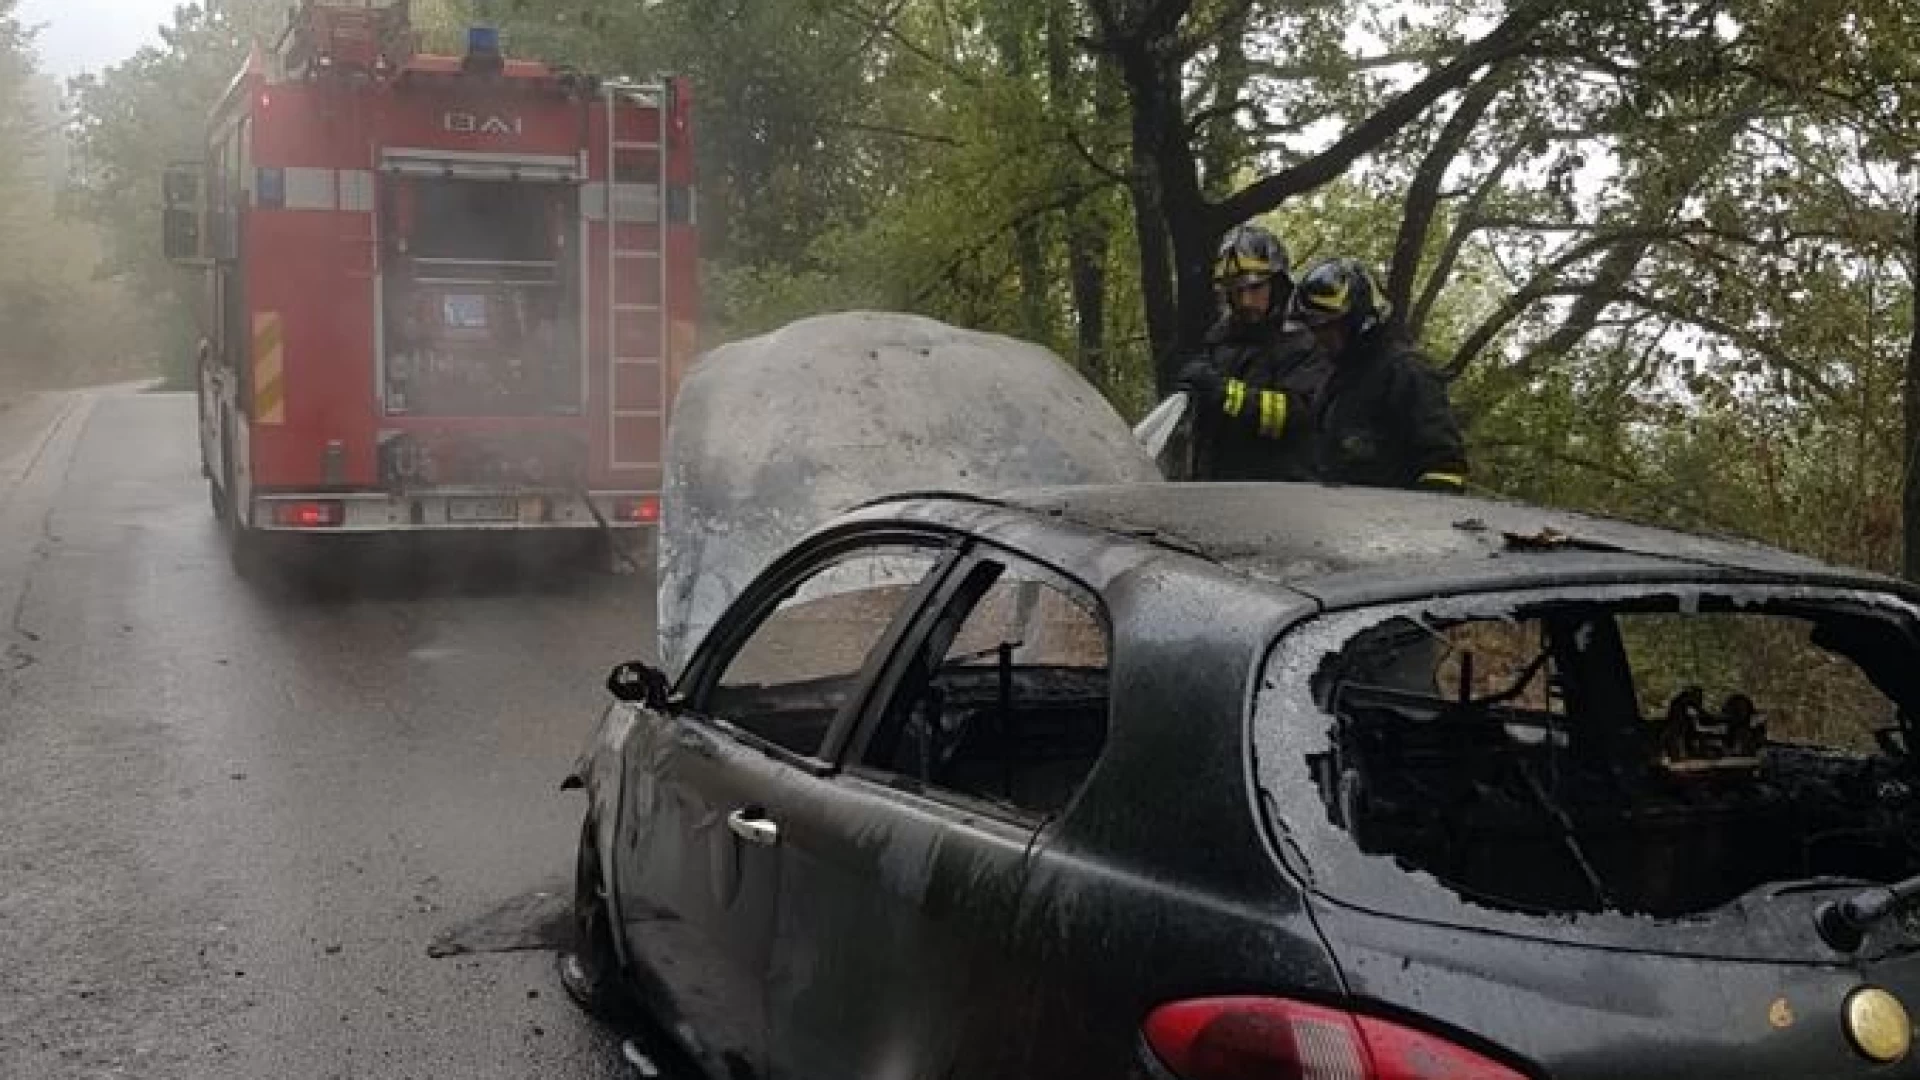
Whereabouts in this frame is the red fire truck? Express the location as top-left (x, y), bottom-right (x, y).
top-left (165, 0), bottom-right (697, 570)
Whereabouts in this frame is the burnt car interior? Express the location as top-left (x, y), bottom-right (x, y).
top-left (1310, 594), bottom-right (1920, 917)
top-left (864, 558), bottom-right (1110, 820)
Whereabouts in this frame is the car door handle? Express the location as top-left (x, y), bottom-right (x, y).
top-left (726, 809), bottom-right (780, 847)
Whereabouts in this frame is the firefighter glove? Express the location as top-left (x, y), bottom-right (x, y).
top-left (1176, 359), bottom-right (1223, 398)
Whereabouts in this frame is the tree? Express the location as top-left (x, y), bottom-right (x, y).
top-left (1082, 0), bottom-right (1568, 390)
top-left (61, 0), bottom-right (1920, 577)
top-left (65, 1), bottom-right (284, 384)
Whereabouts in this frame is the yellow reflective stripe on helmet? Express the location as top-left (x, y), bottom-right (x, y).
top-left (1306, 275), bottom-right (1351, 314)
top-left (1222, 379), bottom-right (1249, 417)
top-left (1258, 390), bottom-right (1288, 439)
top-left (1215, 256), bottom-right (1274, 281)
top-left (1420, 472), bottom-right (1467, 488)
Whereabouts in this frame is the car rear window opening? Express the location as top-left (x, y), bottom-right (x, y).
top-left (1278, 588), bottom-right (1920, 920)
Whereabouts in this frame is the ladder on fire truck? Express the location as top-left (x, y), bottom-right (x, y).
top-left (604, 78), bottom-right (672, 473)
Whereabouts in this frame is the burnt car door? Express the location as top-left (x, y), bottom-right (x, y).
top-left (763, 545), bottom-right (1115, 1079)
top-left (614, 533), bottom-right (957, 1080)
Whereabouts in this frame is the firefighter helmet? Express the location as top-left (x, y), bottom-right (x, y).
top-left (1294, 257), bottom-right (1393, 334)
top-left (1213, 225), bottom-right (1292, 293)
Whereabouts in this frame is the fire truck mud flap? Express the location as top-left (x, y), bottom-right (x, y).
top-left (655, 310), bottom-right (1163, 676)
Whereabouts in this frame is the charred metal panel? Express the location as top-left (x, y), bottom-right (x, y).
top-left (995, 565), bottom-right (1341, 1077)
top-left (1318, 901), bottom-right (1920, 1080)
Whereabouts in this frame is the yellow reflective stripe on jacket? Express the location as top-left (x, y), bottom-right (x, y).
top-left (1258, 391), bottom-right (1288, 439)
top-left (1222, 379), bottom-right (1248, 417)
top-left (1419, 471), bottom-right (1467, 489)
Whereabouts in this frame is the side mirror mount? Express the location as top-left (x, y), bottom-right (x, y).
top-left (162, 162), bottom-right (208, 265)
top-left (607, 661), bottom-right (673, 710)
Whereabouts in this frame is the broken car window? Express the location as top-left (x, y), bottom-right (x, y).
top-left (864, 558), bottom-right (1110, 821)
top-left (1616, 612), bottom-right (1886, 755)
top-left (1302, 592), bottom-right (1920, 920)
top-left (1344, 616), bottom-right (1563, 713)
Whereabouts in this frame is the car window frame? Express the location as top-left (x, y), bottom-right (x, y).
top-left (841, 538), bottom-right (1115, 827)
top-left (675, 523), bottom-right (966, 773)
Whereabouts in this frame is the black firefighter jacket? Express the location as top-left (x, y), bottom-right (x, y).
top-left (1192, 320), bottom-right (1469, 491)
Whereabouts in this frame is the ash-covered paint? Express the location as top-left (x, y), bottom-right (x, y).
top-left (655, 312), bottom-right (1162, 678)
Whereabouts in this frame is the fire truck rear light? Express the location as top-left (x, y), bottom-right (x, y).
top-left (614, 497), bottom-right (660, 524)
top-left (273, 500), bottom-right (346, 529)
top-left (1142, 997), bottom-right (1525, 1080)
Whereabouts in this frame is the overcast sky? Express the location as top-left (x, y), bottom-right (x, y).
top-left (21, 0), bottom-right (176, 79)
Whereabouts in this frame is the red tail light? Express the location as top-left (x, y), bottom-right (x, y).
top-left (614, 496), bottom-right (661, 524)
top-left (1144, 997), bottom-right (1526, 1080)
top-left (272, 500), bottom-right (345, 528)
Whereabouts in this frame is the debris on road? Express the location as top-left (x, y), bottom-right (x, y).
top-left (426, 886), bottom-right (571, 958)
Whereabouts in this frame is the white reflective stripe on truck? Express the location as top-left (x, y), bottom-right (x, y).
top-left (380, 148), bottom-right (581, 182)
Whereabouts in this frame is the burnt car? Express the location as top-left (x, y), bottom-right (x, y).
top-left (563, 315), bottom-right (1920, 1079)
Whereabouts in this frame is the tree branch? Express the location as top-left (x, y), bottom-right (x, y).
top-left (1411, 136), bottom-right (1528, 337)
top-left (1574, 286), bottom-right (1841, 401)
top-left (1447, 226), bottom-right (1671, 377)
top-left (808, 117), bottom-right (963, 146)
top-left (1389, 61), bottom-right (1513, 320)
top-left (912, 180), bottom-right (1122, 305)
top-left (823, 0), bottom-right (981, 86)
top-left (1247, 49), bottom-right (1451, 82)
top-left (1209, 0), bottom-right (1556, 228)
top-left (1475, 438), bottom-right (1644, 485)
top-left (1062, 129), bottom-right (1130, 183)
top-left (1174, 0), bottom-right (1259, 62)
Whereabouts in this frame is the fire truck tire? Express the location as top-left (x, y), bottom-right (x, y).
top-left (221, 487), bottom-right (274, 584)
top-left (210, 422), bottom-right (235, 522)
top-left (228, 524), bottom-right (271, 583)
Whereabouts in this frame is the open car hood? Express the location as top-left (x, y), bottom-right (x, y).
top-left (656, 311), bottom-right (1163, 677)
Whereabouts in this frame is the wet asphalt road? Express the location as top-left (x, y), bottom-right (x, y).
top-left (0, 388), bottom-right (654, 1078)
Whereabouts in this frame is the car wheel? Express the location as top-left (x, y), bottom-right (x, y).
top-left (559, 816), bottom-right (631, 1021)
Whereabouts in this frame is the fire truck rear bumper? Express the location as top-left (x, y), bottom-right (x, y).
top-left (250, 490), bottom-right (661, 533)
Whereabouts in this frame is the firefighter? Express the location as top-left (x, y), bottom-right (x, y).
top-left (1173, 224), bottom-right (1325, 481)
top-left (1289, 257), bottom-right (1470, 493)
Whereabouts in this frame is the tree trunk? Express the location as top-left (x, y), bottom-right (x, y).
top-left (1115, 43), bottom-right (1185, 392)
top-left (1118, 44), bottom-right (1216, 392)
top-left (1085, 0), bottom-right (1210, 393)
top-left (1198, 4), bottom-right (1251, 200)
top-left (1902, 197), bottom-right (1920, 581)
top-left (992, 8), bottom-right (1050, 344)
top-left (1014, 223), bottom-right (1049, 342)
top-left (1126, 130), bottom-right (1179, 392)
top-left (1057, 8), bottom-right (1113, 387)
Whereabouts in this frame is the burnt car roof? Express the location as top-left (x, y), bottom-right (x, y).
top-left (871, 483), bottom-right (1901, 599)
